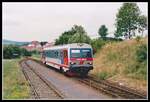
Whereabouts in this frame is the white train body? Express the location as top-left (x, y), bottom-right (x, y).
top-left (41, 43), bottom-right (93, 76)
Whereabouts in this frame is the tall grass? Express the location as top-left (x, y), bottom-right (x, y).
top-left (3, 59), bottom-right (30, 99)
top-left (91, 37), bottom-right (147, 81)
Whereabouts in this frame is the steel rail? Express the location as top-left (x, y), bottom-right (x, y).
top-left (19, 61), bottom-right (40, 99)
top-left (23, 60), bottom-right (66, 99)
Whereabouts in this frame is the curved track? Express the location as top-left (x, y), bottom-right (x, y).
top-left (19, 59), bottom-right (65, 99)
top-left (76, 75), bottom-right (147, 99)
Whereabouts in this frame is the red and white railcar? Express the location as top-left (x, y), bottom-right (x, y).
top-left (41, 43), bottom-right (93, 77)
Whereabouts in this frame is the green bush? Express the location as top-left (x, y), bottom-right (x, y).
top-left (136, 44), bottom-right (147, 62)
top-left (3, 45), bottom-right (21, 59)
top-left (31, 50), bottom-right (39, 54)
top-left (124, 44), bottom-right (147, 80)
top-left (91, 37), bottom-right (122, 54)
top-left (3, 45), bottom-right (32, 59)
top-left (98, 71), bottom-right (110, 80)
top-left (20, 48), bottom-right (32, 56)
top-left (135, 36), bottom-right (142, 42)
top-left (91, 39), bottom-right (106, 54)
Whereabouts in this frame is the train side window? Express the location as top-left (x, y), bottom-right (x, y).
top-left (46, 51), bottom-right (48, 56)
top-left (49, 50), bottom-right (52, 58)
top-left (54, 50), bottom-right (56, 58)
top-left (49, 50), bottom-right (52, 57)
top-left (51, 50), bottom-right (54, 58)
top-left (55, 51), bottom-right (58, 58)
top-left (58, 50), bottom-right (60, 58)
top-left (50, 50), bottom-right (51, 58)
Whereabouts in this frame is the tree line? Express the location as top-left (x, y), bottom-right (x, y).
top-left (3, 45), bottom-right (40, 59)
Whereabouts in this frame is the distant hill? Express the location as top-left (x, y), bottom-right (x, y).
top-left (3, 39), bottom-right (30, 46)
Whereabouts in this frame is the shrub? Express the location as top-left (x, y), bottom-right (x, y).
top-left (91, 39), bottom-right (106, 54)
top-left (91, 38), bottom-right (122, 54)
top-left (20, 48), bottom-right (32, 56)
top-left (3, 45), bottom-right (32, 59)
top-left (126, 62), bottom-right (147, 80)
top-left (135, 36), bottom-right (142, 42)
top-left (124, 43), bottom-right (147, 80)
top-left (136, 44), bottom-right (147, 62)
top-left (3, 45), bottom-right (21, 59)
top-left (31, 50), bottom-right (39, 54)
top-left (98, 71), bottom-right (110, 80)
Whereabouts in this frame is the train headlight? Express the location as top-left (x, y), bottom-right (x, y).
top-left (88, 62), bottom-right (92, 65)
top-left (70, 62), bottom-right (76, 65)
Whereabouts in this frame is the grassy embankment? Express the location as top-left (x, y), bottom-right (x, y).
top-left (3, 58), bottom-right (30, 99)
top-left (90, 37), bottom-right (147, 92)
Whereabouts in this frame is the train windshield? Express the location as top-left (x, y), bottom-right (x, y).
top-left (71, 49), bottom-right (81, 58)
top-left (81, 49), bottom-right (92, 58)
top-left (70, 49), bottom-right (92, 58)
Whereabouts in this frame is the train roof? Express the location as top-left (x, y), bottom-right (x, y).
top-left (43, 43), bottom-right (92, 50)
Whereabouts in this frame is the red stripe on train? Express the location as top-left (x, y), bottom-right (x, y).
top-left (46, 61), bottom-right (69, 68)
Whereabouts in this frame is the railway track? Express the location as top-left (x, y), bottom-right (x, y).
top-left (19, 59), bottom-right (65, 99)
top-left (20, 61), bottom-right (40, 99)
top-left (76, 75), bottom-right (147, 99)
top-left (21, 58), bottom-right (147, 99)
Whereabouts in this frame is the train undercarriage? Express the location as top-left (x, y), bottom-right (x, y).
top-left (64, 66), bottom-right (93, 77)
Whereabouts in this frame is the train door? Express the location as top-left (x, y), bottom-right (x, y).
top-left (63, 49), bottom-right (68, 65)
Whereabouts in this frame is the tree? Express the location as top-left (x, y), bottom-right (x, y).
top-left (3, 45), bottom-right (21, 59)
top-left (55, 24), bottom-right (91, 45)
top-left (54, 28), bottom-right (76, 45)
top-left (40, 41), bottom-right (48, 46)
top-left (137, 15), bottom-right (147, 36)
top-left (3, 45), bottom-right (12, 59)
top-left (115, 3), bottom-right (141, 39)
top-left (55, 39), bottom-right (60, 45)
top-left (20, 48), bottom-right (32, 56)
top-left (98, 25), bottom-right (108, 39)
top-left (68, 25), bottom-right (91, 44)
top-left (68, 32), bottom-right (91, 44)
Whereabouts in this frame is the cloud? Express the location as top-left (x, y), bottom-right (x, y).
top-left (2, 2), bottom-right (148, 42)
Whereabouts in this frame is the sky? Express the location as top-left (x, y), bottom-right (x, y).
top-left (2, 2), bottom-right (148, 42)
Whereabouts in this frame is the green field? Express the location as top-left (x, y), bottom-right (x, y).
top-left (31, 54), bottom-right (41, 60)
top-left (3, 58), bottom-right (30, 99)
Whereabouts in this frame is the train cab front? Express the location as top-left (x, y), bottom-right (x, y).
top-left (68, 48), bottom-right (93, 77)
